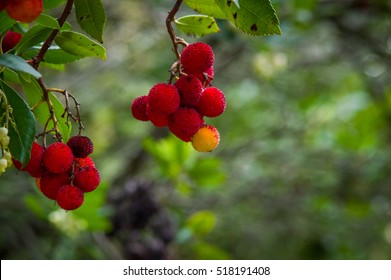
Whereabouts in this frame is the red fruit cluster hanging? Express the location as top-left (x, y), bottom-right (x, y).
top-left (131, 42), bottom-right (226, 152)
top-left (0, 0), bottom-right (43, 23)
top-left (13, 136), bottom-right (100, 211)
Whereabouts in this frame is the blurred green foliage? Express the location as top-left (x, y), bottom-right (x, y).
top-left (1, 0), bottom-right (391, 260)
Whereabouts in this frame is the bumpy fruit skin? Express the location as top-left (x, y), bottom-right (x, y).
top-left (1, 31), bottom-right (22, 52)
top-left (180, 42), bottom-right (214, 75)
top-left (56, 185), bottom-right (84, 211)
top-left (169, 107), bottom-right (204, 142)
top-left (74, 166), bottom-right (100, 192)
top-left (67, 135), bottom-right (94, 158)
top-left (74, 156), bottom-right (95, 171)
top-left (13, 142), bottom-right (45, 178)
top-left (5, 0), bottom-right (43, 23)
top-left (174, 75), bottom-right (203, 107)
top-left (43, 142), bottom-right (74, 174)
top-left (195, 66), bottom-right (214, 87)
top-left (197, 87), bottom-right (226, 117)
top-left (40, 172), bottom-right (70, 200)
top-left (23, 142), bottom-right (45, 178)
top-left (191, 125), bottom-right (220, 152)
top-left (131, 95), bottom-right (149, 121)
top-left (148, 83), bottom-right (180, 114)
top-left (146, 105), bottom-right (170, 127)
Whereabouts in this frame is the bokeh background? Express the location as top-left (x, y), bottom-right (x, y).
top-left (1, 0), bottom-right (391, 259)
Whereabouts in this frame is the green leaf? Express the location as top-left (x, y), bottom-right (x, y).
top-left (21, 47), bottom-right (81, 64)
top-left (232, 0), bottom-right (240, 8)
top-left (55, 31), bottom-right (106, 60)
top-left (0, 81), bottom-right (36, 166)
top-left (215, 0), bottom-right (281, 36)
top-left (35, 14), bottom-right (61, 29)
top-left (43, 0), bottom-right (67, 9)
top-left (0, 11), bottom-right (16, 34)
top-left (0, 54), bottom-right (42, 78)
top-left (74, 0), bottom-right (106, 43)
top-left (20, 77), bottom-right (72, 142)
top-left (14, 25), bottom-right (53, 53)
top-left (183, 0), bottom-right (227, 19)
top-left (175, 15), bottom-right (220, 37)
top-left (185, 210), bottom-right (217, 237)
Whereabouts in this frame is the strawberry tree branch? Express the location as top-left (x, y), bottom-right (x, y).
top-left (32, 0), bottom-right (75, 69)
top-left (166, 0), bottom-right (188, 83)
top-left (166, 0), bottom-right (184, 61)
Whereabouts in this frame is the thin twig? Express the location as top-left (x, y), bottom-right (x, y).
top-left (48, 88), bottom-right (85, 135)
top-left (166, 0), bottom-right (184, 61)
top-left (37, 79), bottom-right (62, 143)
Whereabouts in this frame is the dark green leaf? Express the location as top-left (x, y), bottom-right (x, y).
top-left (55, 31), bottom-right (106, 60)
top-left (175, 15), bottom-right (220, 37)
top-left (183, 0), bottom-right (227, 19)
top-left (0, 81), bottom-right (36, 166)
top-left (20, 77), bottom-right (72, 142)
top-left (215, 0), bottom-right (281, 36)
top-left (0, 54), bottom-right (42, 78)
top-left (0, 11), bottom-right (16, 34)
top-left (21, 47), bottom-right (81, 64)
top-left (14, 25), bottom-right (53, 53)
top-left (74, 0), bottom-right (106, 43)
top-left (35, 14), bottom-right (61, 30)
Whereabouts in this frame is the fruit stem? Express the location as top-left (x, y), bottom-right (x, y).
top-left (166, 0), bottom-right (186, 61)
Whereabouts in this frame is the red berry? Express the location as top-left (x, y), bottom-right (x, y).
top-left (194, 66), bottom-right (214, 87)
top-left (40, 172), bottom-right (71, 200)
top-left (74, 166), bottom-right (100, 192)
top-left (197, 87), bottom-right (226, 117)
top-left (67, 135), bottom-right (94, 158)
top-left (5, 0), bottom-right (43, 23)
top-left (180, 42), bottom-right (214, 74)
top-left (13, 142), bottom-right (45, 178)
top-left (24, 142), bottom-right (45, 178)
top-left (169, 107), bottom-right (204, 142)
top-left (174, 75), bottom-right (203, 107)
top-left (131, 95), bottom-right (149, 121)
top-left (74, 156), bottom-right (95, 170)
top-left (148, 83), bottom-right (180, 114)
top-left (1, 31), bottom-right (22, 52)
top-left (0, 0), bottom-right (5, 10)
top-left (56, 185), bottom-right (84, 211)
top-left (146, 105), bottom-right (170, 127)
top-left (43, 142), bottom-right (74, 174)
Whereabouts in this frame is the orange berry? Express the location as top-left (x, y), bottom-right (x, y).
top-left (191, 125), bottom-right (220, 152)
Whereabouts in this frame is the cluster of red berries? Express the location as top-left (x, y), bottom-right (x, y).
top-left (0, 0), bottom-right (43, 23)
top-left (13, 136), bottom-right (100, 211)
top-left (131, 42), bottom-right (225, 152)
